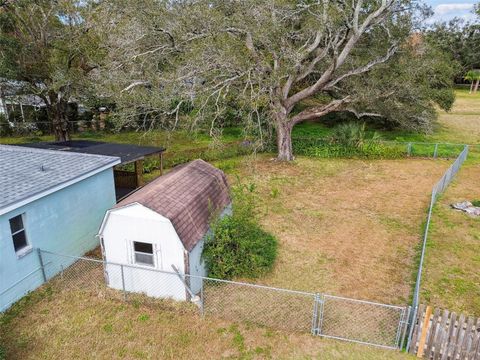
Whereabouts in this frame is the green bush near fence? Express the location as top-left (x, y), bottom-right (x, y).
top-left (203, 183), bottom-right (278, 280)
top-left (293, 137), bottom-right (405, 159)
top-left (293, 138), bottom-right (465, 159)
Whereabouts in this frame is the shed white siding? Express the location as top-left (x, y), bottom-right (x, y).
top-left (188, 238), bottom-right (206, 295)
top-left (100, 203), bottom-right (188, 301)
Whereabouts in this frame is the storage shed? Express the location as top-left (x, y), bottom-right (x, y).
top-left (98, 159), bottom-right (231, 301)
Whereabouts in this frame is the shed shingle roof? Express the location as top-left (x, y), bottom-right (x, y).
top-left (116, 159), bottom-right (231, 251)
top-left (0, 145), bottom-right (120, 215)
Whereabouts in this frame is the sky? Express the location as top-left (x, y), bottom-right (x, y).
top-left (425, 0), bottom-right (478, 24)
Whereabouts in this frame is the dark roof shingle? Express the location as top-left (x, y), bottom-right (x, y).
top-left (116, 159), bottom-right (230, 251)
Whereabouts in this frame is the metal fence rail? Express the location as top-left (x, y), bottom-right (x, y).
top-left (36, 250), bottom-right (407, 350)
top-left (406, 145), bottom-right (469, 350)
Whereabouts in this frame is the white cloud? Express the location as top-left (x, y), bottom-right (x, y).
top-left (426, 2), bottom-right (476, 23)
top-left (434, 3), bottom-right (474, 15)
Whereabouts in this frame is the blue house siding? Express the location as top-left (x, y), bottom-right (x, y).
top-left (0, 168), bottom-right (116, 311)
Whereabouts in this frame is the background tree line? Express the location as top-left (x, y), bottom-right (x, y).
top-left (0, 0), bottom-right (478, 160)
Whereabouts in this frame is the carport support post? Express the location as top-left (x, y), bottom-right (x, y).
top-left (159, 153), bottom-right (163, 175)
top-left (120, 265), bottom-right (127, 300)
top-left (135, 159), bottom-right (144, 187)
top-left (433, 144), bottom-right (438, 159)
top-left (407, 142), bottom-right (412, 156)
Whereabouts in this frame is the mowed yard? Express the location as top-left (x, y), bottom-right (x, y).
top-left (2, 88), bottom-right (478, 359)
top-left (0, 285), bottom-right (413, 360)
top-left (421, 152), bottom-right (480, 316)
top-left (415, 89), bottom-right (480, 316)
top-left (226, 156), bottom-right (449, 305)
top-left (0, 156), bottom-right (450, 360)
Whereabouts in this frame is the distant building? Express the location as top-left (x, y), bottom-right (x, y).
top-left (0, 145), bottom-right (120, 311)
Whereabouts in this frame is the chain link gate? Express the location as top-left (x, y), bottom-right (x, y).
top-left (311, 293), bottom-right (410, 349)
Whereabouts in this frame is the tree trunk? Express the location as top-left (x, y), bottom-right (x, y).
top-left (474, 79), bottom-right (479, 93)
top-left (46, 94), bottom-right (70, 142)
top-left (470, 81), bottom-right (474, 94)
top-left (276, 120), bottom-right (294, 161)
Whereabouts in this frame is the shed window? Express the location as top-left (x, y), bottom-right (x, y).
top-left (133, 241), bottom-right (154, 266)
top-left (9, 214), bottom-right (29, 253)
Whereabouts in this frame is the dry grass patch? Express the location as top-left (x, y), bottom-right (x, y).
top-left (0, 284), bottom-right (415, 360)
top-left (435, 91), bottom-right (480, 144)
top-left (232, 156), bottom-right (449, 305)
top-left (421, 160), bottom-right (480, 316)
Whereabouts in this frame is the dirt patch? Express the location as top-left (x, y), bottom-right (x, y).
top-left (233, 155), bottom-right (449, 305)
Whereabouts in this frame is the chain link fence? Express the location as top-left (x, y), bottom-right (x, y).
top-left (36, 250), bottom-right (407, 349)
top-left (406, 145), bottom-right (469, 349)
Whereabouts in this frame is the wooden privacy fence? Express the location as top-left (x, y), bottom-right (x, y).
top-left (409, 305), bottom-right (480, 359)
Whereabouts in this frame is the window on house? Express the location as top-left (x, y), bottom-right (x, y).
top-left (9, 214), bottom-right (29, 253)
top-left (133, 241), bottom-right (154, 266)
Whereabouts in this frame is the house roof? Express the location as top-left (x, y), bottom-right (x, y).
top-left (0, 145), bottom-right (120, 216)
top-left (21, 140), bottom-right (165, 165)
top-left (115, 159), bottom-right (231, 251)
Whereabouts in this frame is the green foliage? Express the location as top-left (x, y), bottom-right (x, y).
top-left (472, 200), bottom-right (480, 207)
top-left (203, 184), bottom-right (277, 280)
top-left (465, 69), bottom-right (480, 82)
top-left (328, 122), bottom-right (381, 148)
top-left (293, 122), bottom-right (404, 159)
top-left (425, 18), bottom-right (480, 77)
top-left (293, 136), bottom-right (463, 160)
top-left (0, 0), bottom-right (103, 139)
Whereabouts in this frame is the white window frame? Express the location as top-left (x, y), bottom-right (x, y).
top-left (9, 213), bottom-right (32, 258)
top-left (132, 241), bottom-right (155, 267)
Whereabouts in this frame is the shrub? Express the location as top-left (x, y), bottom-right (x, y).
top-left (472, 200), bottom-right (480, 207)
top-left (203, 184), bottom-right (277, 280)
top-left (293, 122), bottom-right (405, 159)
top-left (328, 122), bottom-right (373, 148)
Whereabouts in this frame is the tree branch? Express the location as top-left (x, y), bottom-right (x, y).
top-left (121, 81), bottom-right (150, 92)
top-left (325, 44), bottom-right (398, 89)
top-left (290, 96), bottom-right (351, 124)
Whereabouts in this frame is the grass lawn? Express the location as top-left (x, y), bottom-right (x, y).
top-left (218, 155), bottom-right (449, 305)
top-left (293, 88), bottom-right (480, 145)
top-left (413, 88), bottom-right (480, 316)
top-left (1, 88), bottom-right (478, 358)
top-left (420, 154), bottom-right (480, 316)
top-left (0, 285), bottom-right (414, 360)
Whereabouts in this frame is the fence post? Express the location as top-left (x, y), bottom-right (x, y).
top-left (200, 278), bottom-right (205, 317)
top-left (120, 264), bottom-right (127, 301)
top-left (317, 294), bottom-right (325, 336)
top-left (36, 248), bottom-right (47, 283)
top-left (433, 144), bottom-right (438, 159)
top-left (399, 306), bottom-right (411, 350)
top-left (311, 293), bottom-right (320, 335)
top-left (407, 142), bottom-right (412, 156)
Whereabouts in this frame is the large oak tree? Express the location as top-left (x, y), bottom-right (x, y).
top-left (95, 0), bottom-right (455, 160)
top-left (0, 0), bottom-right (100, 141)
